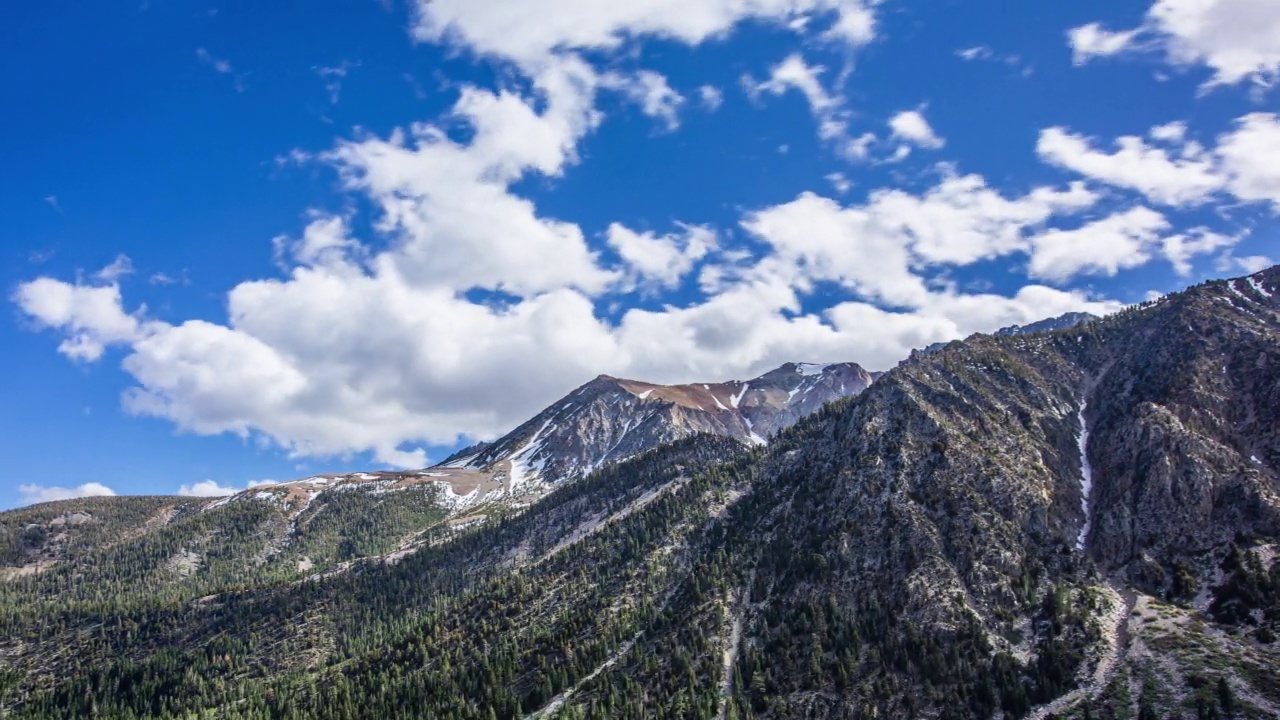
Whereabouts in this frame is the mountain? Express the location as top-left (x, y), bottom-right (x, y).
top-left (438, 361), bottom-right (876, 486)
top-left (0, 362), bottom-right (874, 590)
top-left (2, 268), bottom-right (1279, 719)
top-left (916, 311), bottom-right (1099, 357)
top-left (994, 310), bottom-right (1098, 336)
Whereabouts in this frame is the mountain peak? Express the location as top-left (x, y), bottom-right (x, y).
top-left (435, 360), bottom-right (876, 489)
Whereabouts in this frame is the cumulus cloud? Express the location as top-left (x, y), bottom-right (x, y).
top-left (1038, 113), bottom-right (1280, 210)
top-left (1216, 253), bottom-right (1274, 275)
top-left (742, 193), bottom-right (932, 307)
top-left (1028, 207), bottom-right (1172, 282)
top-left (324, 55), bottom-right (617, 297)
top-left (847, 174), bottom-right (1098, 267)
top-left (177, 480), bottom-right (240, 497)
top-left (96, 255), bottom-right (135, 283)
top-left (12, 279), bottom-right (142, 361)
top-left (1068, 0), bottom-right (1280, 89)
top-left (825, 172), bottom-right (852, 194)
top-left (608, 223), bottom-right (716, 288)
top-left (743, 53), bottom-right (875, 159)
top-left (412, 0), bottom-right (878, 67)
top-left (1161, 229), bottom-right (1241, 276)
top-left (1217, 113), bottom-right (1280, 209)
top-left (605, 70), bottom-right (686, 131)
top-left (1037, 126), bottom-right (1223, 206)
top-left (18, 482), bottom-right (116, 506)
top-left (1068, 23), bottom-right (1140, 65)
top-left (745, 53), bottom-right (839, 113)
top-left (697, 85), bottom-right (724, 111)
top-left (889, 109), bottom-right (945, 149)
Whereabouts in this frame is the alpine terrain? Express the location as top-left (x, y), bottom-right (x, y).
top-left (1, 267), bottom-right (1279, 720)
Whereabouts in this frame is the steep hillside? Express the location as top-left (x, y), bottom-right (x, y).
top-left (577, 266), bottom-right (1280, 720)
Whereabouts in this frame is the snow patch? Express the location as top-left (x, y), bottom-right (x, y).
top-left (744, 417), bottom-right (766, 446)
top-left (205, 494), bottom-right (237, 511)
top-left (795, 362), bottom-right (830, 377)
top-left (437, 484), bottom-right (481, 512)
top-left (1076, 399), bottom-right (1094, 551)
top-left (637, 389), bottom-right (653, 400)
top-left (1249, 276), bottom-right (1273, 298)
top-left (730, 383), bottom-right (750, 408)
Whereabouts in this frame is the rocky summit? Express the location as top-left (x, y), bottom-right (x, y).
top-left (2, 267), bottom-right (1279, 719)
top-left (442, 361), bottom-right (877, 487)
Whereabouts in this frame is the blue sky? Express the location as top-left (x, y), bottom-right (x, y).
top-left (4, 0), bottom-right (1278, 505)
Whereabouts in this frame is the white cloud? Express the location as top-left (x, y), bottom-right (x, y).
top-left (274, 214), bottom-right (363, 270)
top-left (697, 85), bottom-right (724, 111)
top-left (958, 46), bottom-right (994, 61)
top-left (177, 480), bottom-right (239, 497)
top-left (96, 254), bottom-right (135, 283)
top-left (855, 174), bottom-right (1099, 266)
top-left (605, 70), bottom-right (686, 130)
top-left (1217, 112), bottom-right (1280, 210)
top-left (1216, 252), bottom-right (1274, 275)
top-left (1161, 228), bottom-right (1240, 275)
top-left (745, 53), bottom-right (839, 113)
top-left (607, 223), bottom-right (716, 288)
top-left (744, 53), bottom-right (875, 160)
top-left (1037, 126), bottom-right (1222, 206)
top-left (314, 61), bottom-right (358, 104)
top-left (13, 279), bottom-right (142, 361)
top-left (1028, 207), bottom-right (1170, 282)
top-left (740, 174), bottom-right (1101, 303)
top-left (743, 192), bottom-right (932, 307)
top-left (843, 132), bottom-right (877, 160)
top-left (1067, 23), bottom-right (1139, 65)
top-left (1150, 0), bottom-right (1280, 87)
top-left (888, 109), bottom-right (944, 149)
top-left (956, 45), bottom-right (1033, 75)
top-left (412, 0), bottom-right (879, 67)
top-left (1149, 121), bottom-right (1188, 142)
top-left (1068, 0), bottom-right (1280, 89)
top-left (1038, 113), bottom-right (1280, 210)
top-left (825, 171), bottom-right (852, 194)
top-left (195, 48), bottom-right (233, 74)
top-left (323, 55), bottom-right (617, 297)
top-left (18, 482), bottom-right (116, 506)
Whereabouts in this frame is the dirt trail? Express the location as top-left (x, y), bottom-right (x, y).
top-left (1027, 583), bottom-right (1135, 720)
